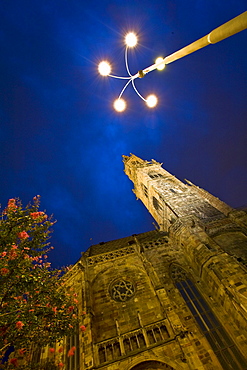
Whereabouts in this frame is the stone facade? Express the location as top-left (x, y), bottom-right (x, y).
top-left (40, 155), bottom-right (247, 369)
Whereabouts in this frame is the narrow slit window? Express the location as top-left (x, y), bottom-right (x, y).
top-left (170, 265), bottom-right (247, 370)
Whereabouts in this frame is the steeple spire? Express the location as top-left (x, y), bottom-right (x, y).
top-left (123, 154), bottom-right (232, 231)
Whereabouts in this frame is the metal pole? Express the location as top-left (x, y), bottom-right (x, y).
top-left (138, 11), bottom-right (247, 77)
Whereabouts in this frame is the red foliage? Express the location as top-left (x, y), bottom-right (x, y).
top-left (67, 346), bottom-right (76, 357)
top-left (0, 197), bottom-right (80, 359)
top-left (9, 358), bottom-right (18, 367)
top-left (16, 321), bottom-right (24, 330)
top-left (17, 231), bottom-right (29, 240)
top-left (1, 267), bottom-right (9, 275)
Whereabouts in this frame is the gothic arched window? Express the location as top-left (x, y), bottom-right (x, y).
top-left (142, 184), bottom-right (148, 198)
top-left (148, 172), bottom-right (164, 179)
top-left (130, 360), bottom-right (175, 370)
top-left (152, 196), bottom-right (162, 213)
top-left (170, 265), bottom-right (246, 370)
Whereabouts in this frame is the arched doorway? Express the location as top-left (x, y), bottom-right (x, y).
top-left (130, 360), bottom-right (175, 370)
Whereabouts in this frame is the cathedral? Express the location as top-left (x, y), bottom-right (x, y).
top-left (42, 154), bottom-right (247, 369)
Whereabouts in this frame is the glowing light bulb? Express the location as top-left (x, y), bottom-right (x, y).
top-left (146, 94), bottom-right (158, 108)
top-left (98, 61), bottom-right (111, 76)
top-left (113, 98), bottom-right (126, 112)
top-left (155, 57), bottom-right (165, 71)
top-left (125, 32), bottom-right (137, 47)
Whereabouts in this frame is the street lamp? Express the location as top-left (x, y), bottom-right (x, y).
top-left (125, 32), bottom-right (137, 47)
top-left (155, 57), bottom-right (166, 71)
top-left (98, 61), bottom-right (111, 76)
top-left (146, 95), bottom-right (158, 108)
top-left (98, 11), bottom-right (247, 112)
top-left (98, 32), bottom-right (158, 112)
top-left (113, 98), bottom-right (126, 112)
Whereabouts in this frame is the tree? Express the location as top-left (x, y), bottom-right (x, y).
top-left (0, 197), bottom-right (80, 369)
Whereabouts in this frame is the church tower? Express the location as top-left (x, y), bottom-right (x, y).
top-left (39, 155), bottom-right (247, 370)
top-left (123, 154), bottom-right (233, 231)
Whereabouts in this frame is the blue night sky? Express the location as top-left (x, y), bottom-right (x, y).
top-left (1, 1), bottom-right (247, 268)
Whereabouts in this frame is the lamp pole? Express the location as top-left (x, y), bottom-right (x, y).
top-left (140, 11), bottom-right (247, 77)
